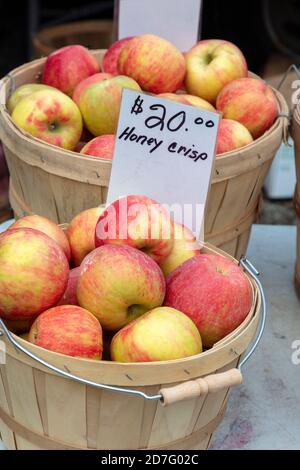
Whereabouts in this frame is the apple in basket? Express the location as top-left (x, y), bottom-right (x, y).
top-left (67, 206), bottom-right (105, 267)
top-left (159, 93), bottom-right (216, 112)
top-left (29, 305), bottom-right (103, 359)
top-left (216, 77), bottom-right (278, 138)
top-left (0, 228), bottom-right (69, 321)
top-left (160, 222), bottom-right (201, 277)
top-left (184, 39), bottom-right (248, 104)
top-left (77, 244), bottom-right (166, 331)
top-left (95, 195), bottom-right (174, 264)
top-left (102, 36), bottom-right (134, 75)
top-left (6, 83), bottom-right (54, 114)
top-left (8, 214), bottom-right (71, 261)
top-left (118, 34), bottom-right (186, 94)
top-left (164, 253), bottom-right (253, 347)
top-left (111, 306), bottom-right (202, 362)
top-left (80, 135), bottom-right (115, 159)
top-left (42, 45), bottom-right (100, 96)
top-left (72, 72), bottom-right (112, 106)
top-left (11, 88), bottom-right (83, 151)
top-left (57, 267), bottom-right (81, 306)
top-left (216, 119), bottom-right (253, 155)
top-left (78, 75), bottom-right (141, 136)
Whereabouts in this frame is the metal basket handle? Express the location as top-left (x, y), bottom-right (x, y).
top-left (0, 257), bottom-right (266, 406)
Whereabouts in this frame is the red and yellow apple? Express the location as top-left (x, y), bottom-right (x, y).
top-left (57, 267), bottom-right (80, 306)
top-left (159, 93), bottom-right (215, 112)
top-left (78, 75), bottom-right (141, 136)
top-left (80, 134), bottom-right (115, 159)
top-left (216, 119), bottom-right (253, 155)
top-left (9, 214), bottom-right (71, 261)
top-left (111, 306), bottom-right (202, 362)
top-left (42, 45), bottom-right (99, 96)
top-left (95, 195), bottom-right (174, 264)
top-left (77, 244), bottom-right (166, 330)
top-left (118, 34), bottom-right (186, 94)
top-left (0, 228), bottom-right (69, 321)
top-left (102, 36), bottom-right (134, 75)
top-left (164, 253), bottom-right (252, 347)
top-left (12, 88), bottom-right (83, 150)
top-left (7, 83), bottom-right (54, 114)
top-left (160, 223), bottom-right (201, 277)
top-left (72, 72), bottom-right (112, 105)
top-left (216, 77), bottom-right (278, 138)
top-left (67, 206), bottom-right (104, 266)
top-left (185, 39), bottom-right (248, 104)
top-left (29, 305), bottom-right (103, 359)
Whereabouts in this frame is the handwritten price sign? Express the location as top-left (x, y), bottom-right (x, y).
top-left (107, 89), bottom-right (221, 237)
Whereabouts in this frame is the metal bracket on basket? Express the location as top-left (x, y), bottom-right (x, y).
top-left (0, 257), bottom-right (266, 405)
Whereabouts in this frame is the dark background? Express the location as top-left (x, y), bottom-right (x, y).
top-left (0, 0), bottom-right (299, 77)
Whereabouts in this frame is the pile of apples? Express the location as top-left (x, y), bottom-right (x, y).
top-left (7, 35), bottom-right (279, 158)
top-left (0, 195), bottom-right (253, 362)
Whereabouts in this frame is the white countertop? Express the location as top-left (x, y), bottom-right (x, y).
top-left (1, 223), bottom-right (300, 450)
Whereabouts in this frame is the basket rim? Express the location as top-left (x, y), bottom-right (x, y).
top-left (3, 243), bottom-right (261, 386)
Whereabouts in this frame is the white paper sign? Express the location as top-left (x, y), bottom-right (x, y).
top-left (116, 0), bottom-right (202, 51)
top-left (107, 89), bottom-right (220, 239)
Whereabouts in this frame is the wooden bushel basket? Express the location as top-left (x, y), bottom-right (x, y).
top-left (0, 51), bottom-right (289, 258)
top-left (33, 20), bottom-right (114, 57)
top-left (292, 105), bottom-right (300, 298)
top-left (0, 245), bottom-right (265, 450)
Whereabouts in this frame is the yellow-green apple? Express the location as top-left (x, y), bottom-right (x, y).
top-left (118, 34), bottom-right (186, 93)
top-left (216, 119), bottom-right (253, 155)
top-left (95, 195), bottom-right (174, 264)
top-left (79, 75), bottom-right (141, 136)
top-left (42, 45), bottom-right (99, 96)
top-left (160, 223), bottom-right (200, 277)
top-left (7, 83), bottom-right (54, 114)
top-left (12, 88), bottom-right (82, 150)
top-left (164, 254), bottom-right (252, 347)
top-left (77, 244), bottom-right (165, 330)
top-left (0, 228), bottom-right (69, 321)
top-left (185, 39), bottom-right (248, 104)
top-left (159, 93), bottom-right (215, 112)
top-left (110, 306), bottom-right (202, 362)
top-left (216, 77), bottom-right (278, 138)
top-left (29, 305), bottom-right (103, 359)
top-left (57, 267), bottom-right (80, 306)
top-left (72, 72), bottom-right (112, 105)
top-left (8, 214), bottom-right (71, 261)
top-left (19, 332), bottom-right (29, 341)
top-left (67, 206), bottom-right (104, 266)
top-left (102, 36), bottom-right (134, 75)
top-left (80, 134), bottom-right (115, 159)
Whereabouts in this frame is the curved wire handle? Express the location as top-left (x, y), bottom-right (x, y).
top-left (0, 256), bottom-right (266, 402)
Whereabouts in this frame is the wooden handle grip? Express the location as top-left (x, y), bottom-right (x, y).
top-left (160, 368), bottom-right (243, 406)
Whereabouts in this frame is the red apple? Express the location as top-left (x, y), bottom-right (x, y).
top-left (185, 39), bottom-right (248, 104)
top-left (57, 267), bottom-right (80, 306)
top-left (159, 93), bottom-right (216, 112)
top-left (42, 45), bottom-right (99, 96)
top-left (29, 305), bottom-right (103, 359)
top-left (164, 253), bottom-right (252, 347)
top-left (216, 119), bottom-right (253, 155)
top-left (118, 34), bottom-right (186, 94)
top-left (72, 72), bottom-right (112, 105)
top-left (216, 77), bottom-right (278, 138)
top-left (95, 195), bottom-right (174, 264)
top-left (102, 37), bottom-right (134, 75)
top-left (0, 228), bottom-right (69, 321)
top-left (67, 207), bottom-right (104, 267)
top-left (80, 135), bottom-right (115, 159)
top-left (9, 214), bottom-right (71, 261)
top-left (77, 245), bottom-right (166, 331)
top-left (111, 306), bottom-right (202, 362)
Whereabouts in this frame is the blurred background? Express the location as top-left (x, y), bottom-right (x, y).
top-left (0, 0), bottom-right (298, 223)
